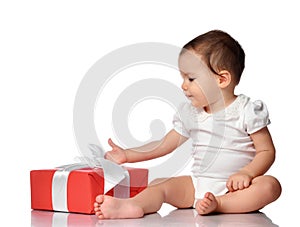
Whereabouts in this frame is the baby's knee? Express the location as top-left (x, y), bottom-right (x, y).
top-left (149, 177), bottom-right (168, 186)
top-left (259, 176), bottom-right (282, 200)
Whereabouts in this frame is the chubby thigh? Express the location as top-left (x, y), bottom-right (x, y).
top-left (150, 175), bottom-right (195, 208)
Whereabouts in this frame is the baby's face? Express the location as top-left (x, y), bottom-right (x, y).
top-left (178, 51), bottom-right (222, 111)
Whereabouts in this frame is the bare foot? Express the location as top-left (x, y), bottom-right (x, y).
top-left (195, 192), bottom-right (219, 215)
top-left (93, 195), bottom-right (144, 219)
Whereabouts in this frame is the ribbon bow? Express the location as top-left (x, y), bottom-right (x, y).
top-left (87, 144), bottom-right (129, 194)
top-left (51, 144), bottom-right (129, 212)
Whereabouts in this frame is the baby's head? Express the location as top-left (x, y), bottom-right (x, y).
top-left (180, 30), bottom-right (245, 85)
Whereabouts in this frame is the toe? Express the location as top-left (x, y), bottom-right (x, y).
top-left (201, 198), bottom-right (210, 208)
top-left (196, 205), bottom-right (206, 215)
top-left (196, 202), bottom-right (205, 213)
top-left (96, 210), bottom-right (103, 215)
top-left (95, 195), bottom-right (104, 203)
top-left (205, 192), bottom-right (215, 201)
top-left (96, 211), bottom-right (105, 219)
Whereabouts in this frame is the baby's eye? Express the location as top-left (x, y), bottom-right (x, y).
top-left (188, 78), bottom-right (195, 82)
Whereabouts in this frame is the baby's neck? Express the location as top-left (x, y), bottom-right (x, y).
top-left (204, 94), bottom-right (237, 114)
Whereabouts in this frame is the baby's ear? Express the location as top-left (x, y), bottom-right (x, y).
top-left (217, 70), bottom-right (232, 88)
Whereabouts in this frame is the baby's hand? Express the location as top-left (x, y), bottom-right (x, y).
top-left (226, 171), bottom-right (253, 192)
top-left (104, 138), bottom-right (127, 164)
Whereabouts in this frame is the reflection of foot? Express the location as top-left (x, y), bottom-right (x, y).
top-left (93, 195), bottom-right (144, 219)
top-left (195, 192), bottom-right (218, 215)
top-left (194, 212), bottom-right (279, 227)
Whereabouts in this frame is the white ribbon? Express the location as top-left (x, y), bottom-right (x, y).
top-left (51, 144), bottom-right (130, 212)
top-left (52, 163), bottom-right (89, 212)
top-left (113, 170), bottom-right (130, 198)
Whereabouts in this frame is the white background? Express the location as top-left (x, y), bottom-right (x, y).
top-left (1, 0), bottom-right (299, 226)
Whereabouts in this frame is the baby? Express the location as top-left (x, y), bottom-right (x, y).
top-left (94, 30), bottom-right (281, 219)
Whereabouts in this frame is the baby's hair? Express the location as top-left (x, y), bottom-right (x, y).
top-left (181, 30), bottom-right (245, 84)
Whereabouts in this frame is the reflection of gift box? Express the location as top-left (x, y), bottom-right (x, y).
top-left (31, 210), bottom-right (98, 226)
top-left (30, 166), bottom-right (148, 214)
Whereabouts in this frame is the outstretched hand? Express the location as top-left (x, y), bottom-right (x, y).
top-left (104, 138), bottom-right (128, 164)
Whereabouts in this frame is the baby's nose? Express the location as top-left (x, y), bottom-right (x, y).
top-left (181, 81), bottom-right (188, 91)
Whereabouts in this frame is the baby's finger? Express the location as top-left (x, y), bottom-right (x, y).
top-left (238, 181), bottom-right (244, 190)
top-left (232, 180), bottom-right (239, 191)
top-left (243, 180), bottom-right (250, 188)
top-left (104, 151), bottom-right (111, 160)
top-left (108, 138), bottom-right (117, 148)
top-left (226, 180), bottom-right (233, 192)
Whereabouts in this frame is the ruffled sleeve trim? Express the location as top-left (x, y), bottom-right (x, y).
top-left (244, 99), bottom-right (271, 134)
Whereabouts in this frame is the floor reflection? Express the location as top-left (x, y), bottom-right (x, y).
top-left (31, 209), bottom-right (278, 227)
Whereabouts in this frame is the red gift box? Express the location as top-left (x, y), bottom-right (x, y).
top-left (30, 166), bottom-right (148, 214)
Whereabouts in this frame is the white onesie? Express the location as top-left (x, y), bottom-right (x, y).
top-left (173, 94), bottom-right (270, 205)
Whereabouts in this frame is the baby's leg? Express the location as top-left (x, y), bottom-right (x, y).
top-left (94, 175), bottom-right (195, 219)
top-left (195, 175), bottom-right (281, 215)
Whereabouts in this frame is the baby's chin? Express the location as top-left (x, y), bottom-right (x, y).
top-left (190, 100), bottom-right (205, 109)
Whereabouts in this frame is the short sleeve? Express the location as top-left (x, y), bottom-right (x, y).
top-left (173, 103), bottom-right (190, 138)
top-left (244, 100), bottom-right (271, 134)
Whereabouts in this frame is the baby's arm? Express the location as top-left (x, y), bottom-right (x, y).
top-left (226, 127), bottom-right (275, 192)
top-left (105, 129), bottom-right (188, 164)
